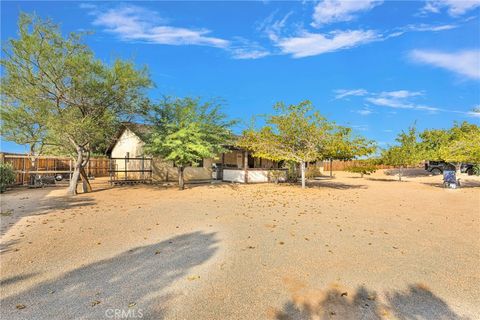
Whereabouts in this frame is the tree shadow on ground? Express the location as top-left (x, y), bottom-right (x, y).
top-left (305, 181), bottom-right (367, 190)
top-left (385, 284), bottom-right (470, 320)
top-left (274, 284), bottom-right (470, 320)
top-left (384, 168), bottom-right (431, 178)
top-left (366, 178), bottom-right (405, 182)
top-left (1, 231), bottom-right (218, 320)
top-left (421, 179), bottom-right (480, 189)
top-left (1, 189), bottom-right (96, 236)
top-left (0, 272), bottom-right (39, 287)
top-left (275, 286), bottom-right (382, 320)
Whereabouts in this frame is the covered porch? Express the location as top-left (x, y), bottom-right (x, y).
top-left (215, 147), bottom-right (287, 183)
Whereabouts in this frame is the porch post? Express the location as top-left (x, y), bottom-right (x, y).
top-left (244, 150), bottom-right (249, 184)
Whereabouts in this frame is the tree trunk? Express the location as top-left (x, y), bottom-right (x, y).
top-left (80, 167), bottom-right (92, 193)
top-left (178, 166), bottom-right (185, 190)
top-left (454, 162), bottom-right (461, 174)
top-left (68, 148), bottom-right (83, 195)
top-left (398, 166), bottom-right (403, 181)
top-left (300, 161), bottom-right (306, 189)
top-left (329, 159), bottom-right (333, 177)
top-left (361, 172), bottom-right (364, 178)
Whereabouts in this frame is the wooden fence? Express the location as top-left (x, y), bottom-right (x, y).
top-left (0, 153), bottom-right (110, 185)
top-left (322, 160), bottom-right (395, 172)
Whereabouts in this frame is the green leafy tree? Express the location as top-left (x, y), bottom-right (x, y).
top-left (0, 101), bottom-right (48, 157)
top-left (324, 126), bottom-right (376, 177)
top-left (473, 164), bottom-right (480, 176)
top-left (420, 122), bottom-right (480, 171)
top-left (144, 97), bottom-right (236, 190)
top-left (1, 14), bottom-right (151, 195)
top-left (0, 163), bottom-right (16, 193)
top-left (345, 161), bottom-right (377, 178)
top-left (238, 100), bottom-right (331, 188)
top-left (381, 126), bottom-right (422, 181)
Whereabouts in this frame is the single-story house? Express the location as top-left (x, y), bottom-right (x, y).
top-left (107, 123), bottom-right (288, 183)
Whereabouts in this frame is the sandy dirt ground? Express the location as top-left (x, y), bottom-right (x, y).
top-left (1, 170), bottom-right (479, 320)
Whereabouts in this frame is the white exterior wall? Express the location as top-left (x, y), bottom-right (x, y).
top-left (111, 129), bottom-right (213, 181)
top-left (248, 170), bottom-right (269, 183)
top-left (223, 169), bottom-right (245, 183)
top-left (111, 128), bottom-right (145, 158)
top-left (248, 170), bottom-right (287, 183)
top-left (223, 169), bottom-right (287, 183)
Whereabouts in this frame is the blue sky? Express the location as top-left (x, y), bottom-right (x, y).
top-left (1, 0), bottom-right (479, 153)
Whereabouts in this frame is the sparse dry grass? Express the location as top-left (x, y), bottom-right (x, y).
top-left (1, 170), bottom-right (479, 319)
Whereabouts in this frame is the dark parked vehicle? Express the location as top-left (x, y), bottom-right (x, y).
top-left (425, 161), bottom-right (475, 175)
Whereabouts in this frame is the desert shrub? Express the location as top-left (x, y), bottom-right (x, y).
top-left (305, 166), bottom-right (321, 179)
top-left (473, 164), bottom-right (480, 176)
top-left (345, 162), bottom-right (377, 178)
top-left (269, 169), bottom-right (285, 184)
top-left (0, 163), bottom-right (16, 193)
top-left (285, 162), bottom-right (298, 183)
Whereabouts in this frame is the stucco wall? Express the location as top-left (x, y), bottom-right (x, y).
top-left (223, 169), bottom-right (287, 183)
top-left (223, 169), bottom-right (245, 183)
top-left (111, 128), bottom-right (145, 158)
top-left (111, 129), bottom-right (214, 182)
top-left (111, 129), bottom-right (148, 180)
top-left (152, 158), bottom-right (213, 182)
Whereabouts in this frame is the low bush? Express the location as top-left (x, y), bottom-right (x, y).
top-left (345, 162), bottom-right (377, 178)
top-left (0, 163), bottom-right (16, 193)
top-left (473, 164), bottom-right (480, 176)
top-left (305, 166), bottom-right (321, 179)
top-left (269, 169), bottom-right (284, 184)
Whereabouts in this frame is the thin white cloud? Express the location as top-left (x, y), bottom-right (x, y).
top-left (469, 105), bottom-right (480, 117)
top-left (229, 38), bottom-right (270, 59)
top-left (366, 96), bottom-right (439, 112)
top-left (350, 124), bottom-right (369, 131)
top-left (82, 4), bottom-right (271, 60)
top-left (334, 89), bottom-right (369, 99)
top-left (409, 49), bottom-right (480, 80)
top-left (311, 0), bottom-right (383, 27)
top-left (257, 4), bottom-right (458, 59)
top-left (258, 10), bottom-right (294, 42)
top-left (337, 89), bottom-right (469, 116)
top-left (275, 29), bottom-right (380, 58)
top-left (421, 0), bottom-right (480, 17)
top-left (405, 23), bottom-right (458, 32)
top-left (334, 89), bottom-right (469, 115)
top-left (379, 90), bottom-right (423, 99)
top-left (355, 108), bottom-right (374, 116)
top-left (91, 5), bottom-right (229, 48)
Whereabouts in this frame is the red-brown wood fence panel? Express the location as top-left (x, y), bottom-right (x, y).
top-left (0, 153), bottom-right (110, 185)
top-left (323, 160), bottom-right (396, 171)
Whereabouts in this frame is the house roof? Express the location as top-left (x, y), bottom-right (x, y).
top-left (106, 122), bottom-right (152, 155)
top-left (106, 122), bottom-right (242, 155)
top-left (123, 122), bottom-right (152, 141)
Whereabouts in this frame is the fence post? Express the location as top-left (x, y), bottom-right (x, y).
top-left (141, 156), bottom-right (145, 182)
top-left (109, 158), bottom-right (113, 185)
